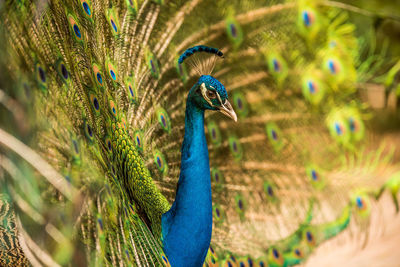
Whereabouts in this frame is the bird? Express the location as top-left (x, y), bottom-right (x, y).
top-left (0, 0), bottom-right (399, 266)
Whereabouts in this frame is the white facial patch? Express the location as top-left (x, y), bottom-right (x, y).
top-left (200, 83), bottom-right (223, 108)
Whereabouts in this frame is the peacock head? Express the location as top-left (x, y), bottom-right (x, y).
top-left (190, 75), bottom-right (237, 121)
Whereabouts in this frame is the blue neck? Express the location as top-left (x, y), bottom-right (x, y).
top-left (161, 96), bottom-right (212, 267)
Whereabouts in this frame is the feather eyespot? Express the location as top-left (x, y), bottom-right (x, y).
top-left (267, 185), bottom-right (273, 196)
top-left (134, 131), bottom-right (143, 150)
top-left (235, 195), bottom-right (246, 216)
top-left (126, 80), bottom-right (137, 104)
top-left (271, 129), bottom-right (278, 140)
top-left (307, 80), bottom-right (317, 94)
top-left (107, 61), bottom-right (118, 81)
top-left (157, 157), bottom-right (162, 167)
top-left (107, 10), bottom-right (120, 35)
top-left (347, 113), bottom-right (365, 141)
top-left (303, 229), bottom-right (316, 247)
top-left (266, 123), bottom-right (284, 152)
top-left (237, 98), bottom-right (242, 109)
top-left (97, 73), bottom-right (103, 84)
top-left (37, 65), bottom-right (46, 83)
top-left (68, 15), bottom-right (83, 41)
top-left (153, 150), bottom-right (167, 174)
top-left (126, 0), bottom-right (138, 14)
top-left (211, 167), bottom-right (224, 191)
top-left (89, 93), bottom-right (100, 114)
top-left (325, 58), bottom-right (343, 76)
top-left (71, 138), bottom-right (81, 164)
top-left (97, 217), bottom-right (103, 231)
top-left (352, 194), bottom-right (370, 217)
top-left (311, 169), bottom-right (318, 180)
top-left (93, 97), bottom-right (99, 110)
top-left (150, 59), bottom-right (156, 73)
top-left (349, 117), bottom-right (360, 133)
top-left (238, 200), bottom-right (243, 209)
top-left (109, 100), bottom-right (118, 118)
top-left (306, 231), bottom-right (313, 242)
top-left (328, 59), bottom-right (338, 74)
top-left (233, 92), bottom-right (249, 117)
top-left (272, 58), bottom-right (281, 72)
top-left (232, 141), bottom-right (238, 152)
top-left (92, 64), bottom-right (104, 87)
top-left (229, 23), bottom-right (237, 38)
top-left (307, 165), bottom-right (325, 190)
top-left (111, 19), bottom-right (118, 32)
top-left (120, 117), bottom-right (127, 129)
top-left (214, 171), bottom-right (219, 182)
top-left (302, 10), bottom-right (315, 27)
top-left (294, 248), bottom-right (303, 258)
top-left (334, 122), bottom-right (343, 136)
top-left (146, 50), bottom-right (160, 78)
top-left (161, 115), bottom-right (166, 126)
top-left (136, 136), bottom-right (140, 146)
top-left (156, 108), bottom-right (171, 133)
top-left (349, 118), bottom-right (356, 132)
top-left (267, 53), bottom-right (287, 81)
top-left (226, 15), bottom-right (243, 48)
top-left (213, 204), bottom-right (224, 223)
top-left (84, 121), bottom-right (94, 140)
top-left (60, 64), bottom-right (68, 79)
top-left (207, 121), bottom-right (221, 146)
top-left (56, 59), bottom-right (69, 82)
top-left (107, 140), bottom-right (112, 151)
top-left (105, 136), bottom-right (112, 154)
top-left (229, 136), bottom-right (243, 160)
top-left (273, 248), bottom-right (279, 259)
top-left (268, 247), bottom-right (283, 265)
top-left (263, 182), bottom-right (277, 202)
top-left (356, 196), bottom-right (364, 209)
top-left (80, 0), bottom-right (92, 17)
top-left (73, 25), bottom-right (81, 38)
top-left (83, 3), bottom-right (91, 15)
top-left (302, 75), bottom-right (325, 105)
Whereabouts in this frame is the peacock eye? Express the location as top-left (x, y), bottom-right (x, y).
top-left (206, 90), bottom-right (217, 99)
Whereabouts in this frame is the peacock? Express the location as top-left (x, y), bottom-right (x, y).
top-left (0, 0), bottom-right (400, 266)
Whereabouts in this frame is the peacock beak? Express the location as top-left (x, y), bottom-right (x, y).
top-left (218, 100), bottom-right (237, 122)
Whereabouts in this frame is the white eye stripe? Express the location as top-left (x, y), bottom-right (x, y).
top-left (216, 92), bottom-right (224, 106)
top-left (201, 83), bottom-right (213, 106)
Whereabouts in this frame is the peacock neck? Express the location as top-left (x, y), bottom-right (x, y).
top-left (161, 97), bottom-right (212, 267)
